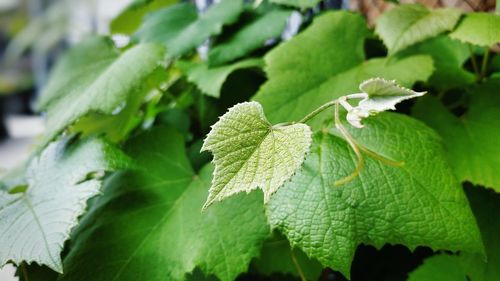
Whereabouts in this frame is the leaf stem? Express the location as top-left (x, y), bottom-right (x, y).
top-left (290, 250), bottom-right (307, 281)
top-left (480, 48), bottom-right (490, 81)
top-left (298, 99), bottom-right (338, 124)
top-left (468, 44), bottom-right (481, 81)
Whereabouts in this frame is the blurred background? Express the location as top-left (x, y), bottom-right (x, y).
top-left (0, 1), bottom-right (131, 279)
top-left (0, 0), bottom-right (495, 280)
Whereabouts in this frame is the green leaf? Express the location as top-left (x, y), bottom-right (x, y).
top-left (61, 127), bottom-right (271, 281)
top-left (269, 0), bottom-right (321, 8)
top-left (410, 187), bottom-right (500, 281)
top-left (396, 36), bottom-right (475, 90)
top-left (413, 78), bottom-right (500, 190)
top-left (375, 4), bottom-right (461, 54)
top-left (36, 37), bottom-right (119, 111)
top-left (69, 67), bottom-right (167, 143)
top-left (0, 137), bottom-right (128, 272)
top-left (38, 37), bottom-right (165, 144)
top-left (201, 102), bottom-right (312, 208)
top-left (136, 0), bottom-right (244, 57)
top-left (110, 0), bottom-right (176, 34)
top-left (449, 13), bottom-right (500, 46)
top-left (408, 255), bottom-right (466, 281)
top-left (253, 11), bottom-right (433, 129)
top-left (267, 113), bottom-right (483, 277)
top-left (253, 11), bottom-right (367, 125)
top-left (253, 235), bottom-right (323, 280)
top-left (345, 78), bottom-right (426, 128)
top-left (208, 8), bottom-right (292, 65)
top-left (460, 186), bottom-right (500, 281)
top-left (177, 58), bottom-right (263, 98)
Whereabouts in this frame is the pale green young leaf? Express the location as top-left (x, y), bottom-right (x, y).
top-left (177, 58), bottom-right (263, 98)
top-left (449, 13), bottom-right (500, 46)
top-left (413, 78), bottom-right (500, 190)
top-left (38, 38), bottom-right (165, 144)
top-left (375, 4), bottom-right (461, 54)
top-left (267, 113), bottom-right (483, 277)
top-left (346, 78), bottom-right (426, 128)
top-left (408, 255), bottom-right (466, 281)
top-left (135, 0), bottom-right (243, 57)
top-left (208, 9), bottom-right (292, 65)
top-left (0, 137), bottom-right (128, 272)
top-left (253, 11), bottom-right (433, 129)
top-left (61, 127), bottom-right (271, 281)
top-left (269, 0), bottom-right (321, 8)
top-left (201, 102), bottom-right (312, 208)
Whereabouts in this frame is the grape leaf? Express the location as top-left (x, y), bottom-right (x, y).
top-left (110, 0), bottom-right (176, 34)
top-left (0, 137), bottom-right (129, 272)
top-left (61, 127), bottom-right (271, 281)
top-left (459, 186), bottom-right (500, 281)
top-left (253, 11), bottom-right (433, 129)
top-left (36, 37), bottom-right (119, 111)
top-left (345, 78), bottom-right (426, 128)
top-left (201, 102), bottom-right (312, 208)
top-left (135, 0), bottom-right (243, 57)
top-left (253, 11), bottom-right (367, 125)
top-left (413, 78), bottom-right (500, 190)
top-left (208, 8), bottom-right (292, 65)
top-left (449, 13), bottom-right (500, 47)
top-left (38, 37), bottom-right (165, 144)
top-left (267, 113), bottom-right (483, 277)
top-left (269, 0), bottom-right (321, 8)
top-left (177, 58), bottom-right (263, 98)
top-left (396, 36), bottom-right (475, 90)
top-left (410, 187), bottom-right (500, 281)
top-left (408, 255), bottom-right (466, 281)
top-left (375, 4), bottom-right (461, 54)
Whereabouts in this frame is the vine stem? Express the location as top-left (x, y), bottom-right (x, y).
top-left (297, 95), bottom-right (404, 186)
top-left (290, 250), bottom-right (307, 281)
top-left (298, 99), bottom-right (339, 124)
top-left (334, 101), bottom-right (365, 186)
top-left (480, 48), bottom-right (490, 80)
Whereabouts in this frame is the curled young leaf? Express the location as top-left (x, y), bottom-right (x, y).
top-left (345, 78), bottom-right (426, 128)
top-left (202, 102), bottom-right (312, 208)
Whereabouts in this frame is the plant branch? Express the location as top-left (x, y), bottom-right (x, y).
top-left (290, 250), bottom-right (307, 281)
top-left (298, 99), bottom-right (338, 124)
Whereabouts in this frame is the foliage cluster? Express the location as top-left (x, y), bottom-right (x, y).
top-left (1, 0), bottom-right (499, 280)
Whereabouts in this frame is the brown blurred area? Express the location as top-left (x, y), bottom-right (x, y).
top-left (350, 0), bottom-right (496, 25)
